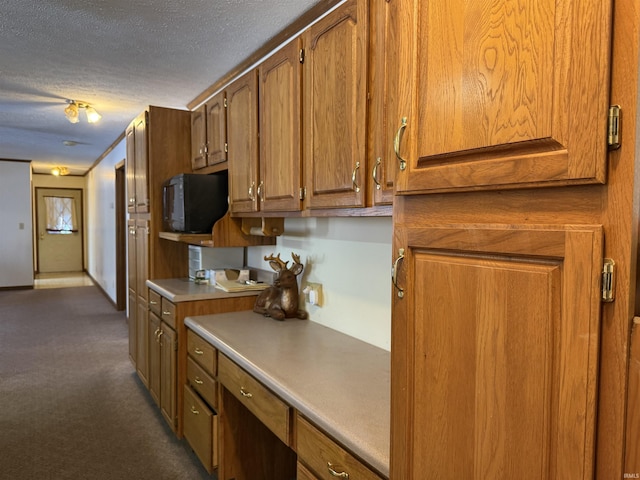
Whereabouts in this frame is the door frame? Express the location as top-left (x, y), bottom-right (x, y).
top-left (115, 160), bottom-right (126, 311)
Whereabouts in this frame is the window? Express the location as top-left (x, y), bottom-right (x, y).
top-left (44, 196), bottom-right (78, 234)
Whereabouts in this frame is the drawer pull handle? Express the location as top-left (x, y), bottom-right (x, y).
top-left (149, 300), bottom-right (158, 305)
top-left (194, 377), bottom-right (204, 385)
top-left (162, 310), bottom-right (171, 316)
top-left (190, 406), bottom-right (199, 415)
top-left (240, 387), bottom-right (253, 398)
top-left (194, 347), bottom-right (204, 355)
top-left (327, 462), bottom-right (349, 478)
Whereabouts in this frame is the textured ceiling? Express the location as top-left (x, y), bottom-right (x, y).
top-left (0, 0), bottom-right (323, 174)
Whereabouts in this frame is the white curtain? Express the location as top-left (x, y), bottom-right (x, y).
top-left (44, 196), bottom-right (77, 233)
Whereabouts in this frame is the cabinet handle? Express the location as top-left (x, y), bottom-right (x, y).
top-left (203, 143), bottom-right (209, 154)
top-left (162, 310), bottom-right (171, 316)
top-left (248, 181), bottom-right (256, 201)
top-left (352, 161), bottom-right (361, 193)
top-left (257, 181), bottom-right (264, 202)
top-left (194, 377), bottom-right (204, 385)
top-left (394, 117), bottom-right (407, 171)
top-left (157, 330), bottom-right (164, 345)
top-left (327, 462), bottom-right (349, 478)
top-left (240, 387), bottom-right (253, 398)
top-left (391, 248), bottom-right (405, 298)
top-left (190, 406), bottom-right (199, 415)
top-left (372, 157), bottom-right (382, 190)
top-left (149, 300), bottom-right (158, 305)
top-left (194, 347), bottom-right (204, 355)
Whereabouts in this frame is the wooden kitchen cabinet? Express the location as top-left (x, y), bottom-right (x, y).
top-left (190, 90), bottom-right (227, 172)
top-left (391, 223), bottom-right (603, 478)
top-left (302, 0), bottom-right (368, 209)
top-left (258, 38), bottom-right (303, 212)
top-left (126, 111), bottom-right (149, 213)
top-left (388, 0), bottom-right (623, 477)
top-left (227, 70), bottom-right (260, 214)
top-left (297, 414), bottom-right (384, 480)
top-left (392, 0), bottom-right (613, 195)
top-left (126, 106), bottom-right (192, 378)
top-left (367, 0), bottom-right (405, 206)
top-left (183, 384), bottom-right (218, 473)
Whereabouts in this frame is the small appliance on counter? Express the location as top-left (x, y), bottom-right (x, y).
top-left (188, 245), bottom-right (244, 280)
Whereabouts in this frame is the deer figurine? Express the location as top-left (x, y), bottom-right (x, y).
top-left (253, 252), bottom-right (308, 321)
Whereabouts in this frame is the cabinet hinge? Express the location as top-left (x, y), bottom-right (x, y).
top-left (602, 258), bottom-right (615, 303)
top-left (608, 105), bottom-right (621, 150)
top-left (299, 48), bottom-right (305, 64)
top-left (299, 187), bottom-right (306, 200)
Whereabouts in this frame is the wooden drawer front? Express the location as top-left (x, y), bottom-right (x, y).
top-left (218, 353), bottom-right (291, 445)
top-left (187, 356), bottom-right (218, 409)
top-left (160, 297), bottom-right (176, 330)
top-left (187, 329), bottom-right (217, 376)
top-left (148, 290), bottom-right (161, 316)
top-left (183, 385), bottom-right (218, 474)
top-left (297, 461), bottom-right (319, 480)
top-left (297, 415), bottom-right (384, 480)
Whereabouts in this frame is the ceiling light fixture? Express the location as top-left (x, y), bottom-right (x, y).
top-left (51, 166), bottom-right (69, 176)
top-left (64, 100), bottom-right (102, 124)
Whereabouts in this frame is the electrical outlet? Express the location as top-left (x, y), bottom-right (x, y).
top-left (302, 282), bottom-right (323, 307)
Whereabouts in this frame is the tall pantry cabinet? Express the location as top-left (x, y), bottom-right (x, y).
top-left (387, 0), bottom-right (636, 478)
top-left (126, 107), bottom-right (191, 384)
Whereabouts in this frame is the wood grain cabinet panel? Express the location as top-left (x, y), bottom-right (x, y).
top-left (187, 329), bottom-right (217, 376)
top-left (228, 70), bottom-right (260, 213)
top-left (393, 0), bottom-right (613, 194)
top-left (297, 415), bottom-right (384, 480)
top-left (183, 384), bottom-right (218, 474)
top-left (218, 353), bottom-right (291, 445)
top-left (191, 91), bottom-right (228, 171)
top-left (302, 0), bottom-right (368, 209)
top-left (391, 224), bottom-right (603, 479)
top-left (258, 38), bottom-right (303, 212)
top-left (187, 356), bottom-right (218, 410)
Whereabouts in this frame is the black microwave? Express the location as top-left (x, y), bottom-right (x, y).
top-left (162, 172), bottom-right (228, 233)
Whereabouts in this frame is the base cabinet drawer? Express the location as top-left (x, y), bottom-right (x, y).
top-left (187, 329), bottom-right (217, 375)
top-left (218, 353), bottom-right (291, 445)
top-left (183, 385), bottom-right (218, 474)
top-left (296, 415), bottom-right (384, 480)
top-left (187, 356), bottom-right (218, 409)
top-left (297, 461), bottom-right (319, 480)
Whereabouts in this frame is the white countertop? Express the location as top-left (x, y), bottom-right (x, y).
top-left (185, 311), bottom-right (390, 478)
top-left (146, 278), bottom-right (260, 303)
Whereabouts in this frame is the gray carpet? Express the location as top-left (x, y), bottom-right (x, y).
top-left (0, 286), bottom-right (212, 480)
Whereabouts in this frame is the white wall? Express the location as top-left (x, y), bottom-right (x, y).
top-left (85, 139), bottom-right (126, 303)
top-left (246, 217), bottom-right (393, 351)
top-left (0, 160), bottom-right (33, 287)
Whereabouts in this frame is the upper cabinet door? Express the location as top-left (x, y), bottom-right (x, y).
top-left (126, 125), bottom-right (136, 213)
top-left (259, 39), bottom-right (303, 212)
top-left (190, 105), bottom-right (207, 171)
top-left (391, 223), bottom-right (603, 479)
top-left (206, 91), bottom-right (228, 167)
top-left (228, 70), bottom-right (260, 214)
top-left (394, 0), bottom-right (613, 194)
top-left (133, 112), bottom-right (149, 212)
top-left (303, 0), bottom-right (368, 209)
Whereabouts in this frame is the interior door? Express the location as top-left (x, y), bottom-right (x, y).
top-left (36, 187), bottom-right (83, 273)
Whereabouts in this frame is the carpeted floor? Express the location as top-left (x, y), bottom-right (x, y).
top-left (0, 286), bottom-right (213, 480)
